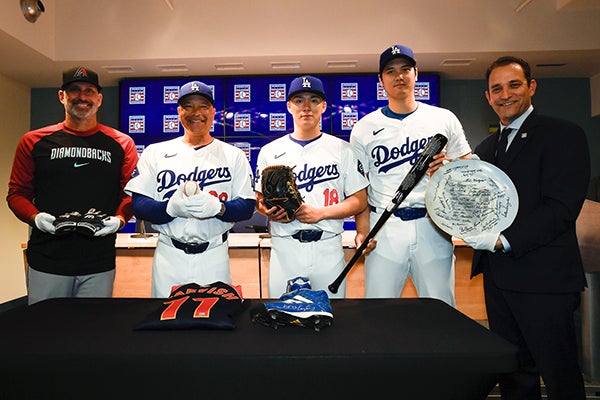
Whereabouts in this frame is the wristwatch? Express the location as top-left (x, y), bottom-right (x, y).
top-left (217, 203), bottom-right (226, 217)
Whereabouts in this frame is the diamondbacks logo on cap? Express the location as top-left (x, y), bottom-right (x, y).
top-left (61, 66), bottom-right (101, 90)
top-left (302, 77), bottom-right (312, 89)
top-left (73, 67), bottom-right (89, 78)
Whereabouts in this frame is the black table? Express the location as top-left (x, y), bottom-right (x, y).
top-left (0, 297), bottom-right (517, 400)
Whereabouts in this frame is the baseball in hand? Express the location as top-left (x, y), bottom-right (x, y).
top-left (182, 180), bottom-right (200, 197)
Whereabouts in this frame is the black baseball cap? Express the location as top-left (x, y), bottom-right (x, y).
top-left (61, 66), bottom-right (102, 91)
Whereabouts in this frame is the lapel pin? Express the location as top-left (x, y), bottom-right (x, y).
top-left (521, 132), bottom-right (528, 139)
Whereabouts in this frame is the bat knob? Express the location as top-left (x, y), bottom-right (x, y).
top-left (328, 283), bottom-right (339, 294)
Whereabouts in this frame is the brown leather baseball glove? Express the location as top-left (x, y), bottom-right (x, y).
top-left (261, 165), bottom-right (303, 220)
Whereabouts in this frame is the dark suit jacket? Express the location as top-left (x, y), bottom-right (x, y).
top-left (471, 111), bottom-right (590, 293)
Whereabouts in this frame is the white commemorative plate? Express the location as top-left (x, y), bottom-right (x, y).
top-left (425, 159), bottom-right (519, 239)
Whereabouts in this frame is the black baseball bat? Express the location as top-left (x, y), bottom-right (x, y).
top-left (328, 133), bottom-right (448, 294)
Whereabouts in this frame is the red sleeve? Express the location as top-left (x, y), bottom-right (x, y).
top-left (6, 126), bottom-right (60, 224)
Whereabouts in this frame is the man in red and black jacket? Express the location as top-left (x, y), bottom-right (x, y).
top-left (7, 66), bottom-right (138, 305)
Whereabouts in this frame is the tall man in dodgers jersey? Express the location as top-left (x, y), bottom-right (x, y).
top-left (255, 75), bottom-right (369, 298)
top-left (125, 81), bottom-right (256, 298)
top-left (351, 45), bottom-right (472, 305)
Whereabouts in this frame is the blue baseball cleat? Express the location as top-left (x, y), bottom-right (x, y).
top-left (250, 288), bottom-right (333, 331)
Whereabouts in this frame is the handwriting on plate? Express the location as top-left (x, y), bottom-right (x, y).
top-left (428, 163), bottom-right (516, 236)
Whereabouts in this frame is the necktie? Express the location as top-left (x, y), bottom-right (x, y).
top-left (495, 127), bottom-right (511, 166)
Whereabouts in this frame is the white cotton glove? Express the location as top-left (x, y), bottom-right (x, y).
top-left (166, 186), bottom-right (222, 219)
top-left (462, 232), bottom-right (499, 252)
top-left (166, 185), bottom-right (195, 218)
top-left (94, 216), bottom-right (122, 237)
top-left (34, 212), bottom-right (56, 234)
top-left (187, 191), bottom-right (222, 219)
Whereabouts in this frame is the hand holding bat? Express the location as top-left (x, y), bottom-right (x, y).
top-left (328, 133), bottom-right (448, 294)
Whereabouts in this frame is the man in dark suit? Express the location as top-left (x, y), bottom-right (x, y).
top-left (463, 56), bottom-right (590, 399)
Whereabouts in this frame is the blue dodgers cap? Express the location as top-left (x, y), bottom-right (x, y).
top-left (379, 44), bottom-right (417, 74)
top-left (178, 81), bottom-right (214, 105)
top-left (288, 75), bottom-right (326, 100)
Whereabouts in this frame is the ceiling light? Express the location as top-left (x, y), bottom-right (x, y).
top-left (271, 62), bottom-right (301, 69)
top-left (157, 64), bottom-right (189, 72)
top-left (441, 59), bottom-right (475, 67)
top-left (103, 66), bottom-right (135, 74)
top-left (20, 0), bottom-right (45, 23)
top-left (327, 60), bottom-right (358, 68)
top-left (214, 63), bottom-right (245, 71)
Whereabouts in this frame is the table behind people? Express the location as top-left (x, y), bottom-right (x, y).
top-left (107, 231), bottom-right (488, 319)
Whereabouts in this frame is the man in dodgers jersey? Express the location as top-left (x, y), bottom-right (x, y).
top-left (351, 45), bottom-right (472, 305)
top-left (7, 66), bottom-right (138, 304)
top-left (255, 75), bottom-right (369, 298)
top-left (125, 81), bottom-right (255, 298)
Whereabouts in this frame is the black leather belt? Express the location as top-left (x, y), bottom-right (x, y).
top-left (291, 230), bottom-right (323, 243)
top-left (369, 205), bottom-right (427, 221)
top-left (171, 232), bottom-right (228, 254)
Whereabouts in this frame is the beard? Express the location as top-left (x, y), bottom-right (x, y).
top-left (67, 100), bottom-right (97, 120)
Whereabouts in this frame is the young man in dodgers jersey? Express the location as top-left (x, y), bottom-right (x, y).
top-left (255, 75), bottom-right (369, 298)
top-left (125, 81), bottom-right (255, 298)
top-left (7, 66), bottom-right (138, 304)
top-left (351, 45), bottom-right (472, 305)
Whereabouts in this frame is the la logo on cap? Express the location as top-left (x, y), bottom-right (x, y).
top-left (301, 77), bottom-right (312, 88)
top-left (73, 67), bottom-right (89, 78)
top-left (190, 82), bottom-right (200, 92)
top-left (391, 46), bottom-right (401, 55)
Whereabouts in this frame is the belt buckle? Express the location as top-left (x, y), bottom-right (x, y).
top-left (396, 207), bottom-right (426, 221)
top-left (295, 230), bottom-right (322, 242)
top-left (300, 231), bottom-right (317, 243)
top-left (184, 243), bottom-right (199, 254)
top-left (184, 241), bottom-right (209, 254)
top-left (297, 231), bottom-right (310, 243)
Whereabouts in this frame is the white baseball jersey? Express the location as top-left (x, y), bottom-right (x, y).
top-left (350, 102), bottom-right (471, 303)
top-left (125, 137), bottom-right (255, 243)
top-left (255, 133), bottom-right (368, 237)
top-left (351, 102), bottom-right (471, 208)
